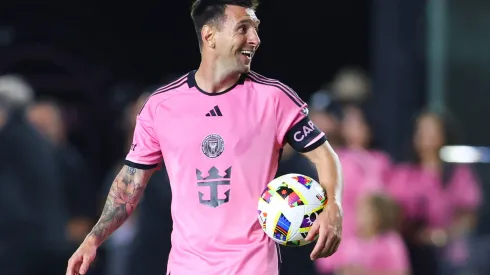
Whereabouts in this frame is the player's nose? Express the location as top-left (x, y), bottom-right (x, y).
top-left (248, 32), bottom-right (261, 49)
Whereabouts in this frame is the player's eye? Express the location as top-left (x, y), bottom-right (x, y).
top-left (237, 26), bottom-right (247, 34)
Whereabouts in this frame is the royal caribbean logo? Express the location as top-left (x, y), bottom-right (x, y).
top-left (196, 166), bottom-right (232, 208)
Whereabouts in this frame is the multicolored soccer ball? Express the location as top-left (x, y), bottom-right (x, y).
top-left (258, 173), bottom-right (327, 246)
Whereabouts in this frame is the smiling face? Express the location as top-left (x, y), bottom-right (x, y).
top-left (200, 5), bottom-right (261, 74)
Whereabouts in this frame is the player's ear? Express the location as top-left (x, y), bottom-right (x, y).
top-left (201, 25), bottom-right (216, 49)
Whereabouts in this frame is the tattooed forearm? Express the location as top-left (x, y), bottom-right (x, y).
top-left (86, 165), bottom-right (153, 246)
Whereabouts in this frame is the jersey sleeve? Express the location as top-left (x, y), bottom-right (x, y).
top-left (125, 99), bottom-right (162, 169)
top-left (275, 85), bottom-right (327, 152)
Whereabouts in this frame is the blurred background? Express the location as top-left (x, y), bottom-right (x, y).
top-left (1, 0), bottom-right (489, 274)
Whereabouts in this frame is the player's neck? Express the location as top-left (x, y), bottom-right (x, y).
top-left (195, 61), bottom-right (241, 93)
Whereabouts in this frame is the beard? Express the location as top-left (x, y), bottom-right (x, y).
top-left (217, 58), bottom-right (248, 76)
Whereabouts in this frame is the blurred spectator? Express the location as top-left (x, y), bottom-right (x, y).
top-left (337, 105), bottom-right (392, 236)
top-left (316, 105), bottom-right (392, 275)
top-left (0, 97), bottom-right (8, 128)
top-left (338, 193), bottom-right (409, 275)
top-left (0, 74), bottom-right (34, 108)
top-left (26, 100), bottom-right (96, 244)
top-left (308, 90), bottom-right (342, 148)
top-left (387, 110), bottom-right (482, 275)
top-left (330, 67), bottom-right (371, 105)
top-left (0, 90), bottom-right (69, 275)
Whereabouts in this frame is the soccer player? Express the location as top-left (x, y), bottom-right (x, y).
top-left (66, 0), bottom-right (343, 274)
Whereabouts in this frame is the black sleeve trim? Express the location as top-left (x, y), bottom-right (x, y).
top-left (124, 160), bottom-right (158, 170)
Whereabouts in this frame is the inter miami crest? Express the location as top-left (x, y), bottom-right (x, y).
top-left (201, 134), bottom-right (224, 158)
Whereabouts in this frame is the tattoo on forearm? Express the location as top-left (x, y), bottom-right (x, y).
top-left (88, 166), bottom-right (148, 244)
top-left (127, 166), bottom-right (136, 176)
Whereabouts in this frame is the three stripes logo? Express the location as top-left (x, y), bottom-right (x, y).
top-left (205, 106), bottom-right (223, 117)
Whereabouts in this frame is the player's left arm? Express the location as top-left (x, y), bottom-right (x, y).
top-left (285, 118), bottom-right (343, 260)
top-left (302, 141), bottom-right (343, 259)
top-left (273, 81), bottom-right (343, 260)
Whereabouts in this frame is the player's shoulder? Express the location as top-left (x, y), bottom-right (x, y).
top-left (141, 72), bottom-right (191, 108)
top-left (245, 70), bottom-right (305, 106)
top-left (149, 72), bottom-right (191, 100)
top-left (246, 70), bottom-right (292, 91)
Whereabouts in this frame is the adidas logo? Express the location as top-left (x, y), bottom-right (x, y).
top-left (205, 106), bottom-right (223, 117)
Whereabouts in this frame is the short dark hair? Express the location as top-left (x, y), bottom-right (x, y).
top-left (190, 0), bottom-right (259, 49)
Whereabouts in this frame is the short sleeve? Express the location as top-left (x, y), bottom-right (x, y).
top-left (275, 85), bottom-right (326, 152)
top-left (125, 100), bottom-right (162, 169)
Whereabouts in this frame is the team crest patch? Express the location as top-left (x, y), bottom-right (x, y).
top-left (202, 134), bottom-right (225, 158)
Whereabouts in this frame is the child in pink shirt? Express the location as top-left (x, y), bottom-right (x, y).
top-left (338, 193), bottom-right (410, 275)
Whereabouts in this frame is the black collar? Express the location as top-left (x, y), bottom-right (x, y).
top-left (187, 70), bottom-right (246, 96)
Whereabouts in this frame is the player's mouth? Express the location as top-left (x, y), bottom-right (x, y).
top-left (240, 50), bottom-right (255, 60)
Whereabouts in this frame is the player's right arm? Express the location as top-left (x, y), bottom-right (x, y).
top-left (66, 165), bottom-right (156, 275)
top-left (67, 95), bottom-right (163, 275)
top-left (87, 166), bottom-right (155, 245)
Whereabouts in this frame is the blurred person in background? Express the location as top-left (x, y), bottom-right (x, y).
top-left (0, 99), bottom-right (6, 127)
top-left (329, 67), bottom-right (371, 106)
top-left (308, 90), bottom-right (343, 149)
top-left (26, 100), bottom-right (96, 245)
top-left (316, 105), bottom-right (392, 275)
top-left (338, 193), bottom-right (409, 275)
top-left (0, 74), bottom-right (34, 107)
top-left (387, 110), bottom-right (482, 275)
top-left (0, 76), bottom-right (69, 275)
top-left (337, 105), bottom-right (392, 238)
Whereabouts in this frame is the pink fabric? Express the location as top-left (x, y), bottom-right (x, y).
top-left (342, 232), bottom-right (410, 273)
top-left (338, 149), bottom-right (392, 238)
top-left (315, 149), bottom-right (392, 272)
top-left (387, 164), bottom-right (482, 228)
top-left (126, 71), bottom-right (312, 275)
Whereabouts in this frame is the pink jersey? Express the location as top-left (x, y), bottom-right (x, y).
top-left (125, 70), bottom-right (326, 275)
top-left (387, 164), bottom-right (481, 228)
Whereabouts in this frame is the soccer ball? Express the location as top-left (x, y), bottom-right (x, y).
top-left (258, 173), bottom-right (327, 246)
